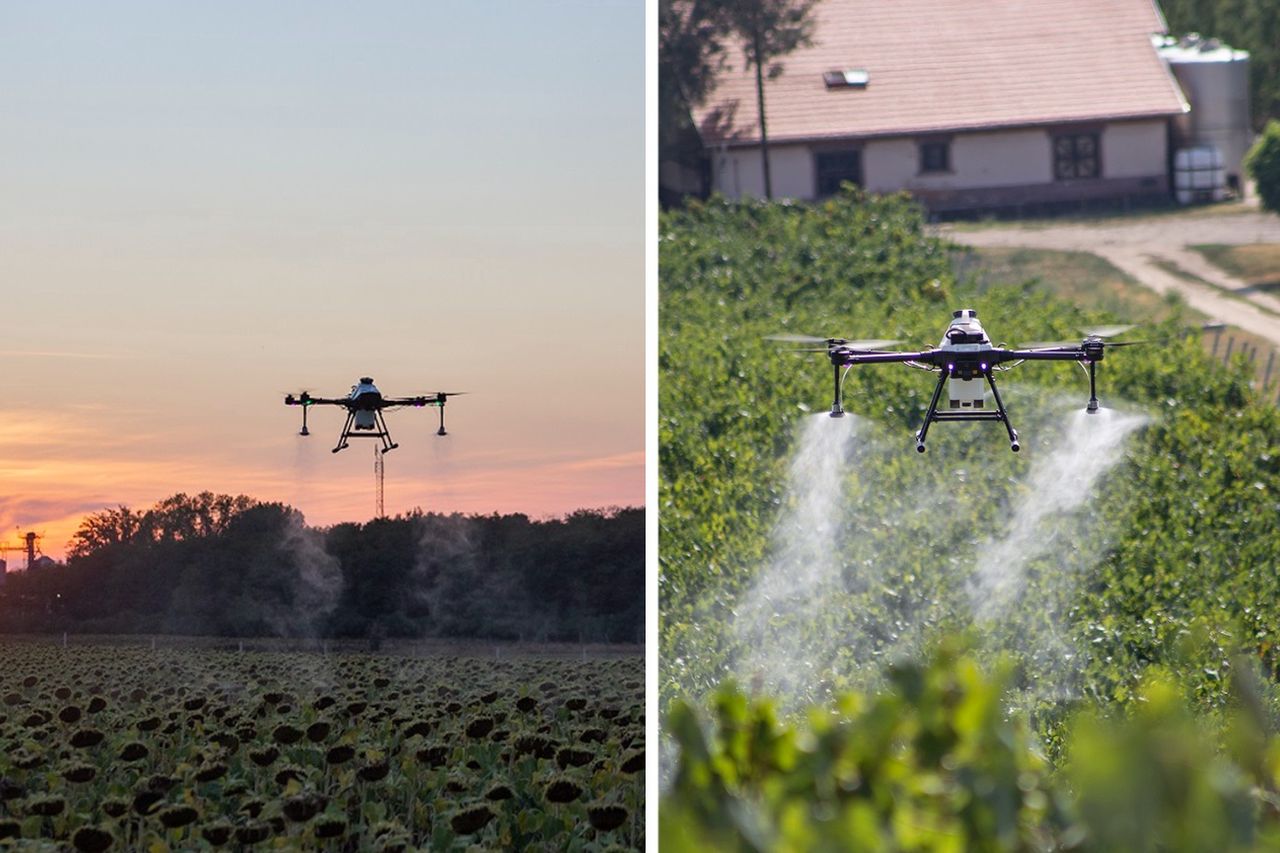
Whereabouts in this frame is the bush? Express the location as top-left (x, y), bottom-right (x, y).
top-left (662, 641), bottom-right (1280, 851)
top-left (1245, 120), bottom-right (1280, 214)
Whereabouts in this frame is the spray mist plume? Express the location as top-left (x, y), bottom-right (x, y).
top-left (732, 400), bottom-right (1149, 709)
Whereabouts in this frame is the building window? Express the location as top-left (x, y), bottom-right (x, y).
top-left (815, 150), bottom-right (862, 197)
top-left (1053, 133), bottom-right (1100, 180)
top-left (919, 141), bottom-right (950, 173)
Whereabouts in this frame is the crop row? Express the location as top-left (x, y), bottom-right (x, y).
top-left (0, 643), bottom-right (643, 851)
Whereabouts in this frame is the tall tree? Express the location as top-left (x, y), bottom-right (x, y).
top-left (659, 0), bottom-right (733, 203)
top-left (660, 0), bottom-right (732, 110)
top-left (723, 0), bottom-right (820, 199)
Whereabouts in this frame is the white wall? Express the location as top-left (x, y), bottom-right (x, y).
top-left (711, 144), bottom-right (812, 200)
top-left (711, 120), bottom-right (1169, 201)
top-left (1101, 119), bottom-right (1167, 177)
top-left (865, 129), bottom-right (1055, 193)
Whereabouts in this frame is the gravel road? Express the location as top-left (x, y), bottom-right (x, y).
top-left (942, 209), bottom-right (1280, 347)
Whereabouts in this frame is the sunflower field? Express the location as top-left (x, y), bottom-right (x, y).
top-left (0, 642), bottom-right (643, 851)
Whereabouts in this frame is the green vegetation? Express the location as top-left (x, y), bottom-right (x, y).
top-left (0, 642), bottom-right (642, 850)
top-left (952, 246), bottom-right (1183, 323)
top-left (660, 191), bottom-right (1280, 844)
top-left (663, 642), bottom-right (1280, 851)
top-left (1, 494), bottom-right (643, 644)
top-left (1246, 121), bottom-right (1280, 213)
top-left (942, 198), bottom-right (1255, 232)
top-left (1196, 242), bottom-right (1280, 292)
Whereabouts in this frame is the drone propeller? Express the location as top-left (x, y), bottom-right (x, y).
top-left (1020, 337), bottom-right (1157, 350)
top-left (1019, 340), bottom-right (1081, 350)
top-left (764, 333), bottom-right (832, 344)
top-left (1022, 324), bottom-right (1142, 349)
top-left (766, 334), bottom-right (903, 350)
top-left (1081, 324), bottom-right (1136, 338)
top-left (829, 339), bottom-right (903, 350)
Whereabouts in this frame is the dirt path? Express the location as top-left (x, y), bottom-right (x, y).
top-left (943, 211), bottom-right (1280, 347)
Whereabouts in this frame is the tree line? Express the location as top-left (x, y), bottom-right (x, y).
top-left (0, 492), bottom-right (643, 644)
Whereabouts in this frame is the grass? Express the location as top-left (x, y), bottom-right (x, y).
top-left (941, 197), bottom-right (1255, 232)
top-left (950, 246), bottom-right (1184, 323)
top-left (1192, 243), bottom-right (1280, 293)
top-left (1145, 255), bottom-right (1280, 318)
top-left (951, 245), bottom-right (1280, 393)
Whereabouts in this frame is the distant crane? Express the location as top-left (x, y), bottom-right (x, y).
top-left (0, 532), bottom-right (43, 570)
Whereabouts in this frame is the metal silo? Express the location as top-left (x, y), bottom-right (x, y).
top-left (1158, 34), bottom-right (1253, 196)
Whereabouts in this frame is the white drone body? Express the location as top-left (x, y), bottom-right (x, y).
top-left (938, 309), bottom-right (992, 412)
top-left (348, 378), bottom-right (383, 429)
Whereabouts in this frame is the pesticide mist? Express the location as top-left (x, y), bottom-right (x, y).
top-left (735, 414), bottom-right (863, 698)
top-left (969, 407), bottom-right (1150, 618)
top-left (733, 401), bottom-right (1149, 708)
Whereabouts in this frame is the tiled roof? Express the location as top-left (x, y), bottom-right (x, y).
top-left (693, 0), bottom-right (1188, 146)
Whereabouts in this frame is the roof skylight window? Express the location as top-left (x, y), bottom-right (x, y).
top-left (824, 69), bottom-right (869, 89)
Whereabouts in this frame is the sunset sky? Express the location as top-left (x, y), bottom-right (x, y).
top-left (0, 2), bottom-right (643, 560)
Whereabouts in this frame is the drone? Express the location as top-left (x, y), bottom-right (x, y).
top-left (771, 308), bottom-right (1148, 453)
top-left (284, 377), bottom-right (463, 454)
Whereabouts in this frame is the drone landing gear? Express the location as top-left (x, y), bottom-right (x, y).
top-left (1086, 360), bottom-right (1100, 414)
top-left (293, 399), bottom-right (312, 438)
top-left (915, 365), bottom-right (1020, 453)
top-left (436, 404), bottom-right (449, 436)
top-left (332, 410), bottom-right (399, 454)
top-left (829, 363), bottom-right (846, 417)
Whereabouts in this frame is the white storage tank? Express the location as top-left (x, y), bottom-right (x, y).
top-left (1157, 34), bottom-right (1252, 196)
top-left (1173, 145), bottom-right (1227, 204)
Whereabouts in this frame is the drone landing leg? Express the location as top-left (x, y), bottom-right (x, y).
top-left (333, 412), bottom-right (355, 453)
top-left (437, 404), bottom-right (448, 436)
top-left (830, 363), bottom-right (845, 418)
top-left (985, 371), bottom-right (1020, 452)
top-left (375, 411), bottom-right (399, 453)
top-left (1086, 360), bottom-right (1100, 413)
top-left (915, 368), bottom-right (949, 453)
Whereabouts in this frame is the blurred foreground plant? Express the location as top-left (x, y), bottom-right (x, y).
top-left (662, 641), bottom-right (1280, 852)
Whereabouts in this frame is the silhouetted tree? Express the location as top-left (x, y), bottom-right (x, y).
top-left (8, 494), bottom-right (642, 643)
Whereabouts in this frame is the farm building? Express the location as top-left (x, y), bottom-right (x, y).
top-left (679, 0), bottom-right (1252, 214)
